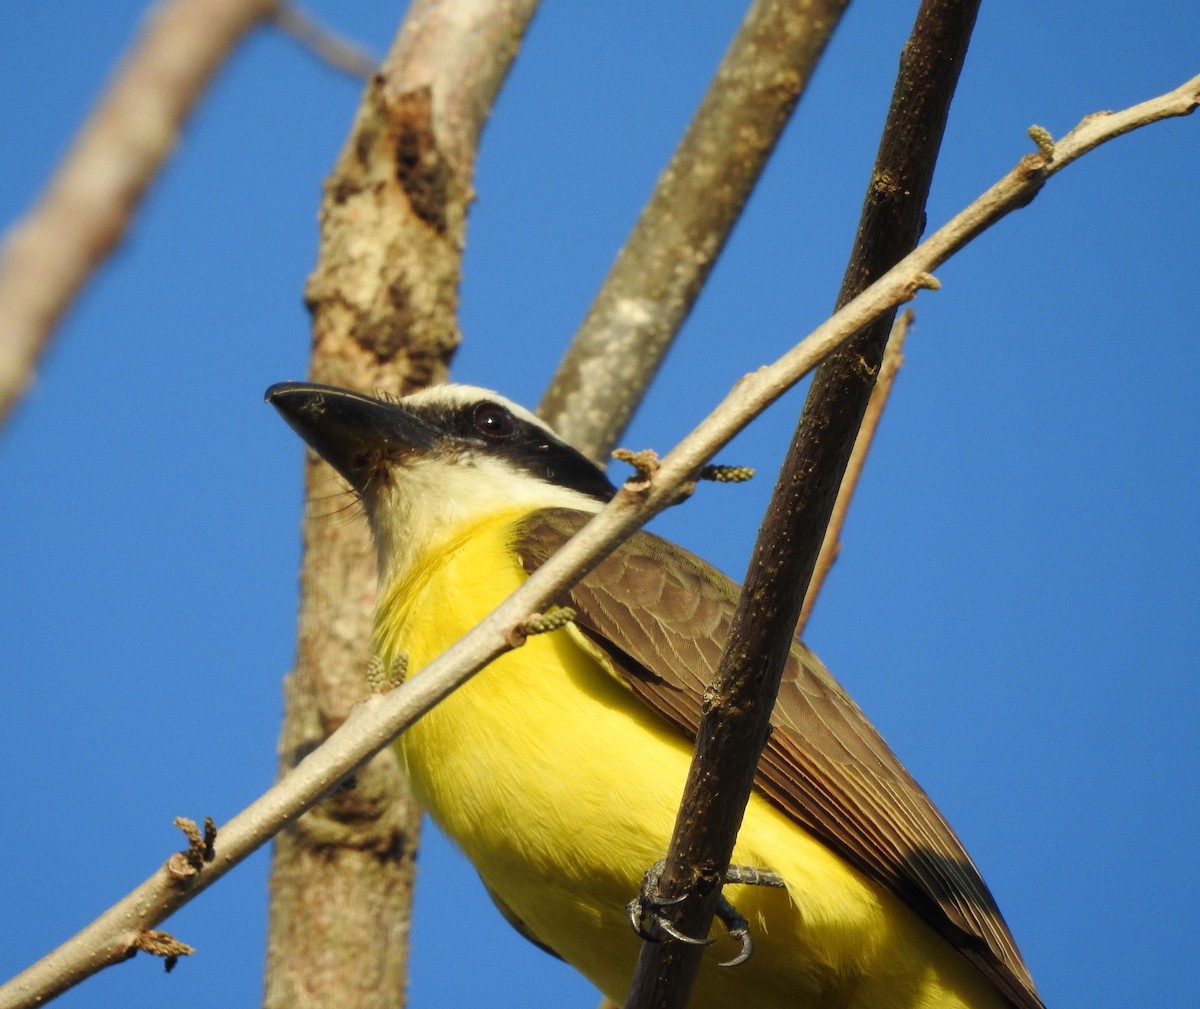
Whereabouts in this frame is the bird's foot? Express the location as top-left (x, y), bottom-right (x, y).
top-left (626, 859), bottom-right (710, 947)
top-left (626, 859), bottom-right (785, 967)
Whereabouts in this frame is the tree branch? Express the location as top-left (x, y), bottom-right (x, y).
top-left (0, 0), bottom-right (280, 429)
top-left (264, 3), bottom-right (541, 1008)
top-left (272, 4), bottom-right (379, 79)
top-left (799, 308), bottom-right (911, 626)
top-left (622, 4), bottom-right (983, 1006)
top-left (538, 0), bottom-right (851, 461)
top-left (0, 70), bottom-right (1193, 1009)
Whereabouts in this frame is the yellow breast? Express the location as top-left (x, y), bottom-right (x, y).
top-left (373, 510), bottom-right (1005, 1009)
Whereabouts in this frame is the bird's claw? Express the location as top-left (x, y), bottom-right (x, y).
top-left (627, 859), bottom-right (784, 967)
top-left (714, 904), bottom-right (753, 968)
top-left (716, 863), bottom-right (783, 966)
top-left (626, 860), bottom-right (714, 947)
top-left (651, 911), bottom-right (714, 947)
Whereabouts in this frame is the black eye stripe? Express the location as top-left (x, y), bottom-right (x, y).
top-left (403, 394), bottom-right (617, 503)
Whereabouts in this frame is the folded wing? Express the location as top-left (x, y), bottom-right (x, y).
top-left (514, 508), bottom-right (1042, 1009)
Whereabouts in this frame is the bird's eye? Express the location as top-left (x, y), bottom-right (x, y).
top-left (471, 402), bottom-right (517, 440)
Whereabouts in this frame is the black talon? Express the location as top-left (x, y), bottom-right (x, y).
top-left (714, 896), bottom-right (753, 967)
top-left (716, 863), bottom-right (784, 967)
top-left (627, 859), bottom-right (785, 963)
top-left (627, 898), bottom-right (658, 942)
top-left (627, 859), bottom-right (714, 948)
top-left (656, 915), bottom-right (714, 946)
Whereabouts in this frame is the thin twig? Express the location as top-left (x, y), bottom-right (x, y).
top-left (799, 308), bottom-right (911, 626)
top-left (538, 0), bottom-right (852, 461)
top-left (273, 5), bottom-right (379, 79)
top-left (0, 0), bottom-right (279, 429)
top-left (0, 73), bottom-right (1194, 1009)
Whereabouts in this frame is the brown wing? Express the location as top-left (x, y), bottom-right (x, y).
top-left (514, 508), bottom-right (1043, 1009)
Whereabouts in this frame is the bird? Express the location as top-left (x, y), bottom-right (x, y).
top-left (267, 380), bottom-right (1043, 1009)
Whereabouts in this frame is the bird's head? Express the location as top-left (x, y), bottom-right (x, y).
top-left (267, 382), bottom-right (615, 581)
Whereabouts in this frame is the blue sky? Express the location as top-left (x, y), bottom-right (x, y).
top-left (1, 3), bottom-right (1197, 1008)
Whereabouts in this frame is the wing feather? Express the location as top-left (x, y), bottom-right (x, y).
top-left (514, 508), bottom-right (1043, 1009)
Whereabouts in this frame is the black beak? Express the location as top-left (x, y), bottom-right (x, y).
top-left (266, 382), bottom-right (438, 493)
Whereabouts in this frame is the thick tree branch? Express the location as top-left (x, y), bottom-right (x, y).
top-left (0, 70), bottom-right (1193, 1009)
top-left (0, 0), bottom-right (280, 429)
top-left (538, 0), bottom-right (851, 461)
top-left (264, 3), bottom-right (541, 1008)
top-left (622, 5), bottom-right (983, 1007)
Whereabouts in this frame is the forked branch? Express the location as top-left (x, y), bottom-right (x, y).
top-left (800, 309), bottom-right (911, 626)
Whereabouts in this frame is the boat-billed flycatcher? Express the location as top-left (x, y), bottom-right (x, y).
top-left (268, 381), bottom-right (1043, 1009)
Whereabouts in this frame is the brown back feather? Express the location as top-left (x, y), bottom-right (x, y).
top-left (514, 508), bottom-right (1043, 1009)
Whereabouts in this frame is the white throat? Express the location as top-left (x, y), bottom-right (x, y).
top-left (369, 452), bottom-right (604, 587)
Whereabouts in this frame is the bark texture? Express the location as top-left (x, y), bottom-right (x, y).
top-left (264, 4), bottom-right (541, 1008)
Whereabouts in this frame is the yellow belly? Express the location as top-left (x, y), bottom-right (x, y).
top-left (374, 511), bottom-right (1004, 1009)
